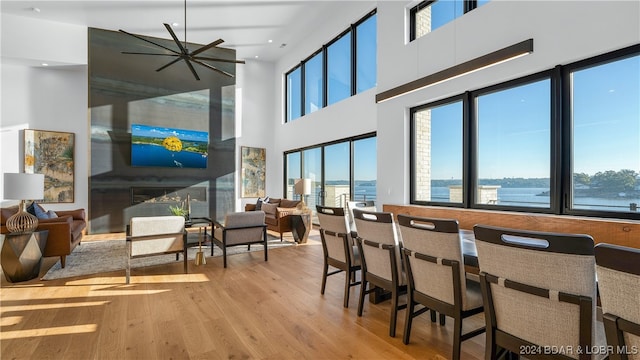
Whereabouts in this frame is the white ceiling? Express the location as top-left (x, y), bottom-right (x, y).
top-left (0, 0), bottom-right (347, 62)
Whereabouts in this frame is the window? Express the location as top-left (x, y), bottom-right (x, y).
top-left (304, 52), bottom-right (323, 115)
top-left (327, 32), bottom-right (352, 106)
top-left (286, 67), bottom-right (302, 121)
top-left (353, 137), bottom-right (377, 202)
top-left (410, 0), bottom-right (488, 41)
top-left (284, 133), bottom-right (377, 220)
top-left (412, 99), bottom-right (464, 204)
top-left (409, 44), bottom-right (639, 220)
top-left (355, 13), bottom-right (377, 93)
top-left (567, 53), bottom-right (640, 214)
top-left (284, 10), bottom-right (377, 122)
top-left (475, 77), bottom-right (551, 209)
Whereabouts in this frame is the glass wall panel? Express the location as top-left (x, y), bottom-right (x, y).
top-left (413, 100), bottom-right (463, 203)
top-left (353, 137), bottom-right (377, 202)
top-left (324, 142), bottom-right (350, 207)
top-left (356, 14), bottom-right (377, 93)
top-left (570, 55), bottom-right (640, 213)
top-left (327, 33), bottom-right (352, 106)
top-left (286, 152), bottom-right (301, 199)
top-left (286, 67), bottom-right (302, 122)
top-left (476, 79), bottom-right (551, 208)
top-left (304, 52), bottom-right (323, 115)
top-left (303, 148), bottom-right (322, 214)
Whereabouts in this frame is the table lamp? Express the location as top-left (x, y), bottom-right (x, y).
top-left (3, 173), bottom-right (45, 234)
top-left (294, 178), bottom-right (311, 210)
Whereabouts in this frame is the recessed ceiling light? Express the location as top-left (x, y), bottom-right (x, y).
top-left (172, 22), bottom-right (180, 27)
top-left (254, 55), bottom-right (259, 59)
top-left (31, 7), bottom-right (41, 13)
top-left (41, 63), bottom-right (49, 66)
top-left (268, 39), bottom-right (273, 43)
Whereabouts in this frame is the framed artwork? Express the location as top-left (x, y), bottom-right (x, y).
top-left (24, 129), bottom-right (75, 203)
top-left (241, 146), bottom-right (266, 198)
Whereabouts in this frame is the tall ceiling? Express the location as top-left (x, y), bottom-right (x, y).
top-left (0, 0), bottom-right (351, 62)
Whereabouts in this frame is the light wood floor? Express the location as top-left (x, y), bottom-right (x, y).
top-left (1, 230), bottom-right (486, 359)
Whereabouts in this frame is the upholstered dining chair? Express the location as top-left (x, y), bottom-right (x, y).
top-left (595, 243), bottom-right (640, 360)
top-left (353, 208), bottom-right (406, 337)
top-left (213, 211), bottom-right (267, 268)
top-left (398, 214), bottom-right (485, 360)
top-left (316, 205), bottom-right (361, 308)
top-left (346, 200), bottom-right (376, 235)
top-left (474, 225), bottom-right (606, 360)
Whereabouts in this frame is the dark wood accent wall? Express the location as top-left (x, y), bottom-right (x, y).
top-left (383, 204), bottom-right (640, 249)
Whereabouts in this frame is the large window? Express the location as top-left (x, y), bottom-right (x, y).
top-left (567, 53), bottom-right (640, 214)
top-left (412, 99), bottom-right (464, 204)
top-left (286, 67), bottom-right (302, 122)
top-left (410, 44), bottom-right (640, 220)
top-left (285, 10), bottom-right (377, 122)
top-left (476, 77), bottom-right (551, 208)
top-left (410, 0), bottom-right (488, 41)
top-left (304, 52), bottom-right (323, 115)
top-left (284, 133), bottom-right (377, 220)
top-left (327, 32), bottom-right (352, 106)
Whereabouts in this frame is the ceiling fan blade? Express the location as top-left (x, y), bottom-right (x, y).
top-left (156, 57), bottom-right (183, 72)
top-left (163, 23), bottom-right (188, 55)
top-left (193, 56), bottom-right (246, 64)
top-left (190, 39), bottom-right (224, 56)
top-left (192, 59), bottom-right (234, 78)
top-left (122, 52), bottom-right (180, 57)
top-left (183, 59), bottom-right (201, 80)
top-left (119, 29), bottom-right (180, 55)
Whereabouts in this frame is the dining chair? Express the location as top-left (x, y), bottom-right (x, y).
top-left (474, 225), bottom-right (606, 360)
top-left (398, 214), bottom-right (485, 360)
top-left (353, 208), bottom-right (406, 337)
top-left (595, 243), bottom-right (640, 360)
top-left (346, 200), bottom-right (376, 234)
top-left (316, 205), bottom-right (361, 308)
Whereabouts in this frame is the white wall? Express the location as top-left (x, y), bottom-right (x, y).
top-left (1, 13), bottom-right (88, 209)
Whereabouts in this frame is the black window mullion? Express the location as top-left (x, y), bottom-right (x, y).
top-left (350, 23), bottom-right (357, 96)
top-left (463, 91), bottom-right (472, 208)
top-left (322, 45), bottom-right (328, 108)
top-left (550, 65), bottom-right (563, 215)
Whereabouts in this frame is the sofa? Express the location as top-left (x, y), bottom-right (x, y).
top-left (1, 204), bottom-right (86, 268)
top-left (245, 198), bottom-right (301, 240)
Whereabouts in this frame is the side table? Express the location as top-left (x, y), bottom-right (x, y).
top-left (290, 212), bottom-right (311, 244)
top-left (1, 230), bottom-right (48, 282)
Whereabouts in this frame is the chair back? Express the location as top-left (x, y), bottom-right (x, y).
top-left (316, 205), bottom-right (355, 264)
top-left (398, 215), bottom-right (470, 308)
top-left (353, 209), bottom-right (403, 284)
top-left (474, 225), bottom-right (597, 358)
top-left (128, 216), bottom-right (185, 256)
top-left (347, 200), bottom-right (376, 232)
top-left (595, 243), bottom-right (640, 360)
top-left (222, 211), bottom-right (266, 245)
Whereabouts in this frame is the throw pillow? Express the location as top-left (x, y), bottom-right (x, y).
top-left (261, 202), bottom-right (277, 215)
top-left (255, 196), bottom-right (270, 210)
top-left (47, 210), bottom-right (58, 218)
top-left (33, 203), bottom-right (49, 219)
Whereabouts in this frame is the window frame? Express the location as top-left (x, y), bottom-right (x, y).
top-left (409, 44), bottom-right (640, 221)
top-left (409, 0), bottom-right (484, 42)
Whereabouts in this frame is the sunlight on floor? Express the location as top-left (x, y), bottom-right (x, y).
top-left (0, 324), bottom-right (98, 340)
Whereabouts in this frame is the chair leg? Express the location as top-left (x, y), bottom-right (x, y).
top-left (321, 262), bottom-right (329, 294)
top-left (357, 278), bottom-right (367, 316)
top-left (453, 316), bottom-right (462, 360)
top-left (431, 310), bottom-right (437, 322)
top-left (390, 288), bottom-right (398, 337)
top-left (343, 269), bottom-right (351, 308)
top-left (223, 247), bottom-right (227, 268)
top-left (440, 313), bottom-right (446, 326)
top-left (403, 298), bottom-right (415, 344)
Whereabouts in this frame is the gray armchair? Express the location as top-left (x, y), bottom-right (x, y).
top-left (213, 211), bottom-right (268, 268)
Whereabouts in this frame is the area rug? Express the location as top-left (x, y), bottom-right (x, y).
top-left (42, 236), bottom-right (293, 280)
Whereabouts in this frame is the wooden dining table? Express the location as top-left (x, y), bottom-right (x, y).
top-left (460, 229), bottom-right (480, 273)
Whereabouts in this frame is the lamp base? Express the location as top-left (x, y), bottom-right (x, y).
top-left (6, 201), bottom-right (39, 234)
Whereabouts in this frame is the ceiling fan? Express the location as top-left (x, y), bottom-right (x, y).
top-left (118, 0), bottom-right (244, 80)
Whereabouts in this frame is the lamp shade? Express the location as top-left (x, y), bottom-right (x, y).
top-left (3, 173), bottom-right (45, 200)
top-left (294, 178), bottom-right (312, 196)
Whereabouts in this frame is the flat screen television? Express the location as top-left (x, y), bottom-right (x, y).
top-left (131, 124), bottom-right (208, 168)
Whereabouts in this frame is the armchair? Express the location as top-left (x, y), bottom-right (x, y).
top-left (213, 211), bottom-right (268, 268)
